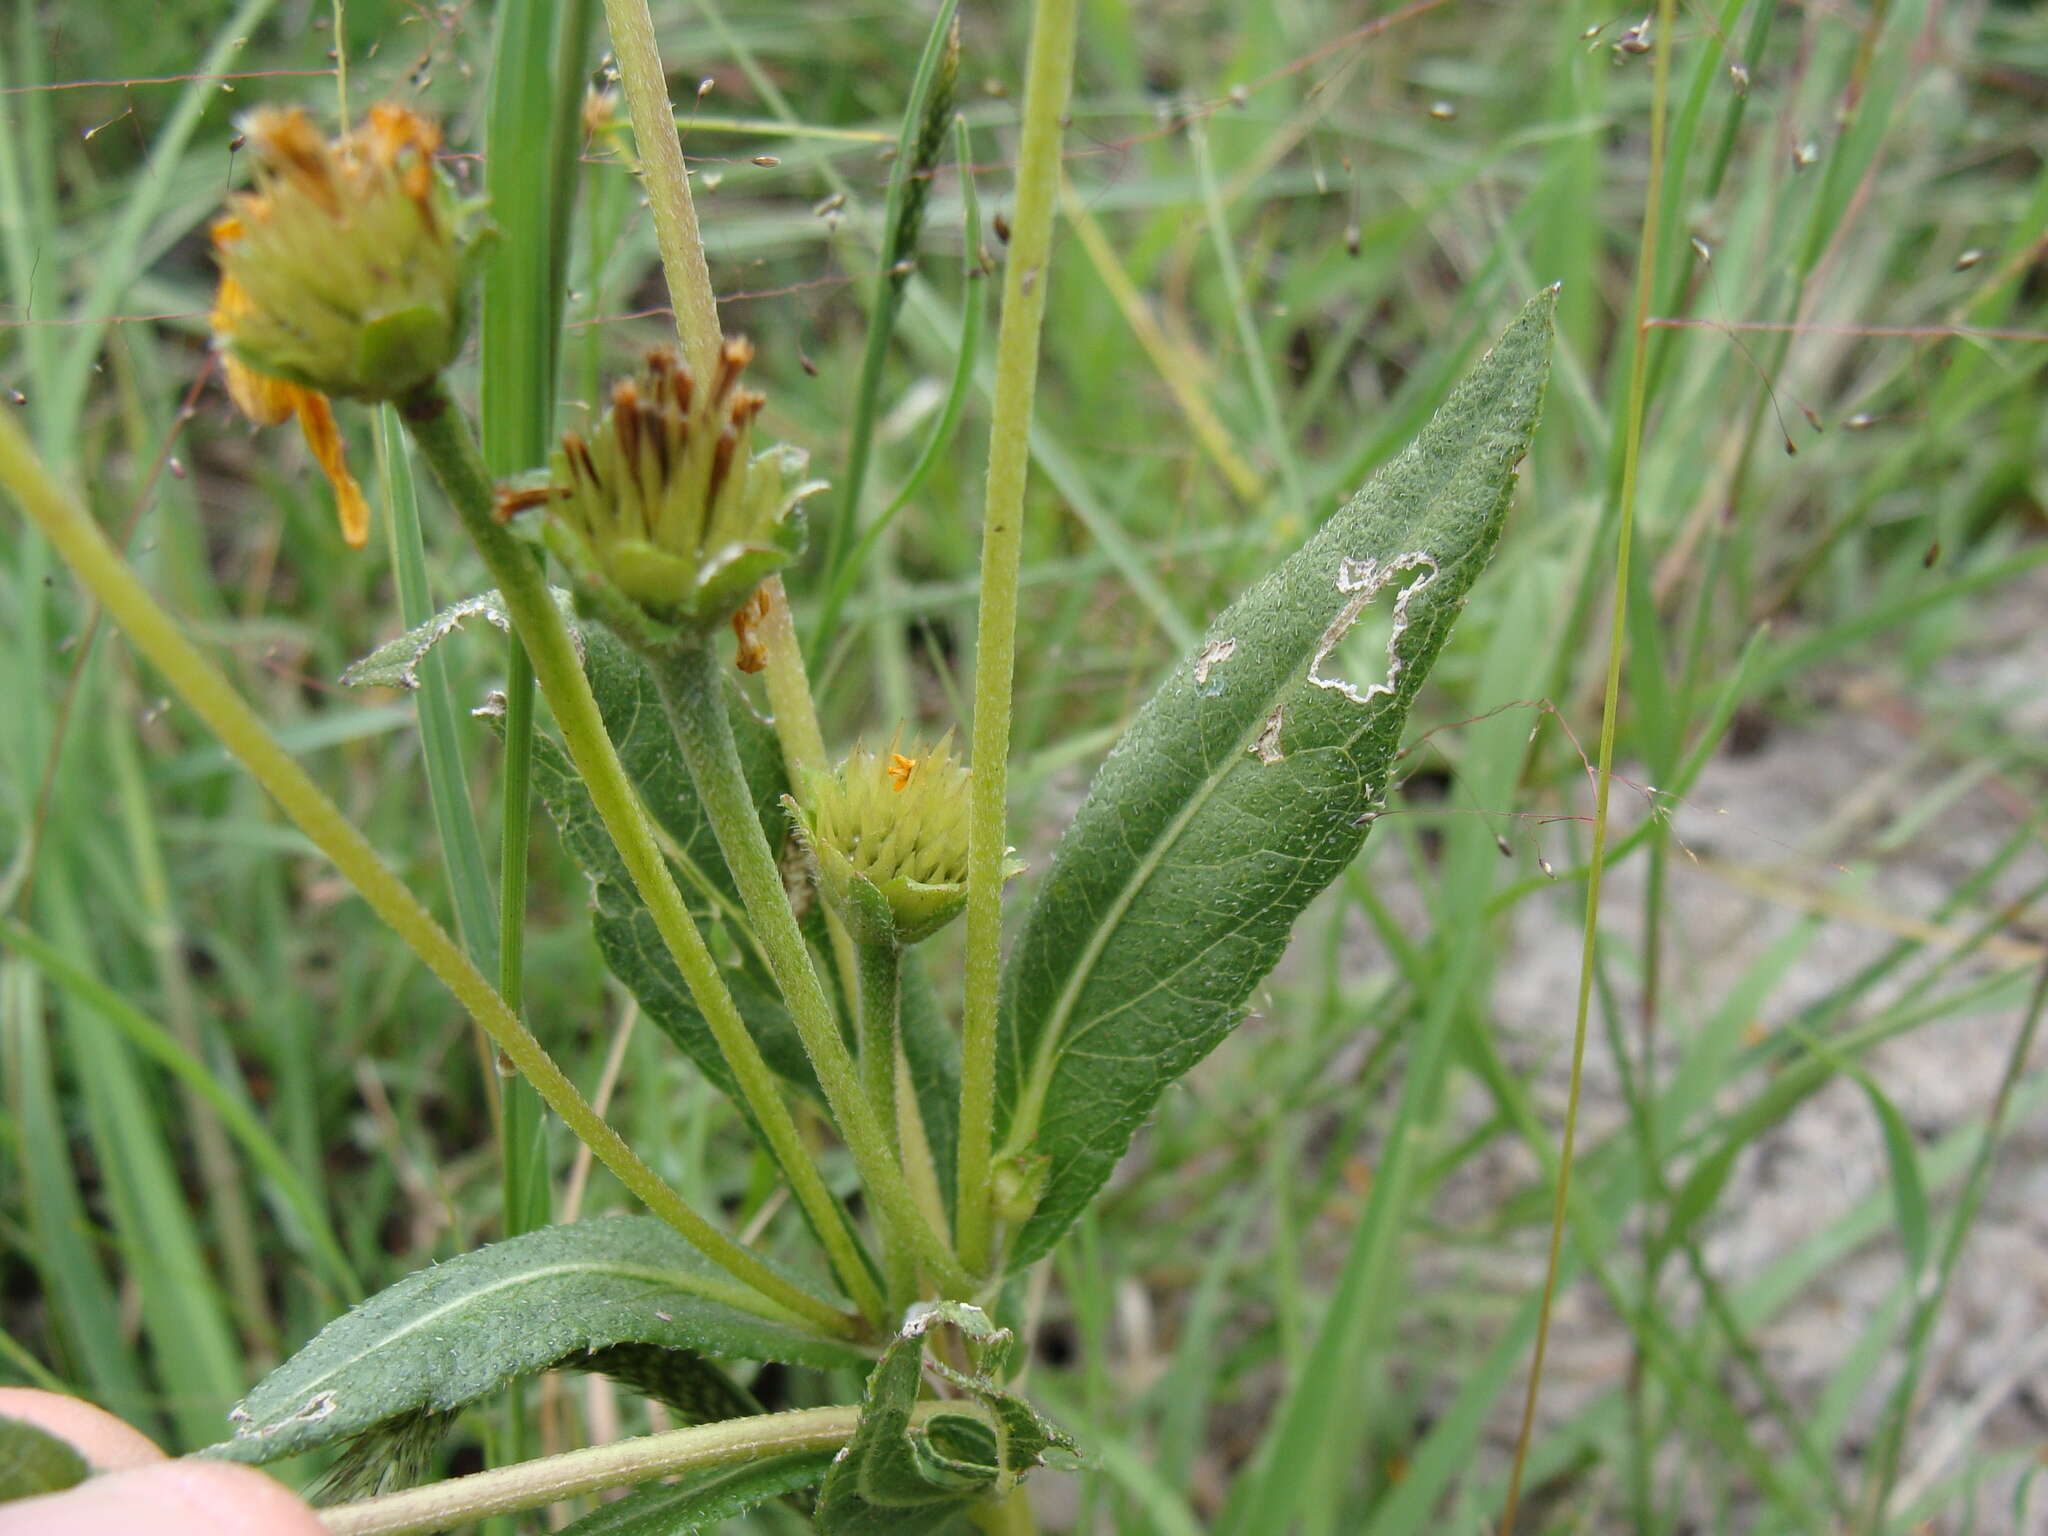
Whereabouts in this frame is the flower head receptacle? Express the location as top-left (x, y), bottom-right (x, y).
top-left (788, 732), bottom-right (1011, 947)
top-left (508, 342), bottom-right (820, 647)
top-left (211, 105), bottom-right (474, 404)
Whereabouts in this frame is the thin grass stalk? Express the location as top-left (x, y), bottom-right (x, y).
top-left (0, 407), bottom-right (852, 1340)
top-left (375, 406), bottom-right (512, 1221)
top-left (1499, 0), bottom-right (1676, 1527)
top-left (1188, 119), bottom-right (1304, 523)
top-left (106, 687), bottom-right (276, 1357)
top-left (954, 0), bottom-right (1083, 1278)
top-left (809, 0), bottom-right (960, 654)
top-left (1861, 948), bottom-right (2048, 1526)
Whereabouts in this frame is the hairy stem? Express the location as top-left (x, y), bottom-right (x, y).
top-left (396, 377), bottom-right (879, 1332)
top-left (857, 939), bottom-right (903, 1162)
top-left (857, 937), bottom-right (917, 1308)
top-left (599, 0), bottom-right (719, 380)
top-left (755, 574), bottom-right (861, 1003)
top-left (312, 1402), bottom-right (964, 1536)
top-left (0, 405), bottom-right (844, 1339)
top-left (650, 640), bottom-right (975, 1302)
top-left (955, 0), bottom-right (1081, 1276)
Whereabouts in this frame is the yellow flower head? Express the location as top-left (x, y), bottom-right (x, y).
top-left (788, 731), bottom-right (1010, 947)
top-left (508, 343), bottom-right (820, 646)
top-left (210, 105), bottom-right (472, 403)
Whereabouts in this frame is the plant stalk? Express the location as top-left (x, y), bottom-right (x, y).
top-left (754, 574), bottom-right (862, 1004)
top-left (600, 0), bottom-right (719, 380)
top-left (1500, 0), bottom-right (1675, 1529)
top-left (649, 640), bottom-right (975, 1302)
top-left (311, 1402), bottom-right (964, 1536)
top-left (396, 376), bottom-right (883, 1330)
top-left (856, 939), bottom-right (903, 1161)
top-left (0, 405), bottom-right (848, 1340)
top-left (857, 937), bottom-right (917, 1308)
top-left (955, 0), bottom-right (1081, 1276)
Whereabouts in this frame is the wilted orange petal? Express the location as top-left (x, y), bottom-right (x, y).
top-left (887, 753), bottom-right (918, 792)
top-left (730, 585), bottom-right (771, 673)
top-left (248, 107), bottom-right (340, 216)
top-left (289, 388), bottom-right (370, 548)
top-left (221, 352), bottom-right (297, 427)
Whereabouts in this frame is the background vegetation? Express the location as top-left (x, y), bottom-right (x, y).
top-left (3, 0), bottom-right (2045, 1529)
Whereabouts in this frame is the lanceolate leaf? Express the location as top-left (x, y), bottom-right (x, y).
top-left (993, 291), bottom-right (1556, 1268)
top-left (205, 1219), bottom-right (864, 1466)
top-left (556, 1451), bottom-right (836, 1536)
top-left (814, 1303), bottom-right (1073, 1534)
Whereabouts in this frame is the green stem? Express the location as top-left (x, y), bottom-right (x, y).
top-left (1500, 0), bottom-right (1675, 1530)
top-left (857, 937), bottom-right (917, 1309)
top-left (754, 575), bottom-right (862, 1006)
top-left (600, 0), bottom-right (719, 380)
top-left (312, 1402), bottom-right (967, 1536)
top-left (955, 0), bottom-right (1081, 1276)
top-left (396, 377), bottom-right (881, 1331)
top-left (857, 939), bottom-right (903, 1160)
top-left (649, 640), bottom-right (976, 1303)
top-left (969, 1485), bottom-right (1039, 1536)
top-left (0, 405), bottom-right (844, 1340)
top-left (497, 638), bottom-right (550, 1233)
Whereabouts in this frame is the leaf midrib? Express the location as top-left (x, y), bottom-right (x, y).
top-left (1001, 652), bottom-right (1314, 1163)
top-left (247, 1257), bottom-right (780, 1416)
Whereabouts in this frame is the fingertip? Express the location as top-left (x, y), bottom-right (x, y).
top-left (0, 1388), bottom-right (163, 1472)
top-left (0, 1459), bottom-right (326, 1536)
top-left (149, 1459), bottom-right (329, 1536)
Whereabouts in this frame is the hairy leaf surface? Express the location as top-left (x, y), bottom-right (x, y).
top-left (994, 292), bottom-right (1555, 1267)
top-left (206, 1219), bottom-right (862, 1465)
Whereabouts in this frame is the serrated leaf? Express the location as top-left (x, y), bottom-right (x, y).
top-left (815, 1302), bottom-right (1073, 1533)
top-left (0, 1415), bottom-right (89, 1503)
top-left (556, 1451), bottom-right (835, 1536)
top-left (205, 1219), bottom-right (863, 1466)
top-left (994, 291), bottom-right (1556, 1268)
top-left (340, 587), bottom-right (574, 691)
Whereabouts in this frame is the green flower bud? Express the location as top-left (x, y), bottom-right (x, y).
top-left (788, 732), bottom-right (1008, 947)
top-left (513, 343), bottom-right (820, 646)
top-left (210, 105), bottom-right (475, 402)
